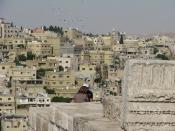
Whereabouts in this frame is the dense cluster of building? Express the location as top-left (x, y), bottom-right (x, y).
top-left (1, 18), bottom-right (175, 131)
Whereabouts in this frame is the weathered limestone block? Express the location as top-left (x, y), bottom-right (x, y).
top-left (122, 59), bottom-right (175, 131)
top-left (103, 96), bottom-right (121, 121)
top-left (29, 103), bottom-right (122, 131)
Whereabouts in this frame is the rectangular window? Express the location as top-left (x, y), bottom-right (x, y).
top-left (8, 98), bottom-right (11, 100)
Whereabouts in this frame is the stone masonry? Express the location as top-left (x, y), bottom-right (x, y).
top-left (29, 59), bottom-right (175, 131)
top-left (122, 60), bottom-right (175, 131)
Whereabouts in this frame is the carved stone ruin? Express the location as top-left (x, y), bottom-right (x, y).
top-left (122, 60), bottom-right (175, 131)
top-left (29, 59), bottom-right (175, 131)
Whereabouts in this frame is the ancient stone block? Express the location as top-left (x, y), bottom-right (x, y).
top-left (122, 60), bottom-right (175, 131)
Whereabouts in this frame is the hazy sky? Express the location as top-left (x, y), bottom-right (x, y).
top-left (0, 0), bottom-right (175, 34)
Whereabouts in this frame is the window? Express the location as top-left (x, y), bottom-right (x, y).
top-left (82, 68), bottom-right (85, 70)
top-left (66, 61), bottom-right (69, 63)
top-left (2, 67), bottom-right (5, 70)
top-left (0, 98), bottom-right (2, 100)
top-left (8, 98), bottom-right (11, 100)
top-left (67, 76), bottom-right (70, 78)
top-left (53, 76), bottom-right (56, 78)
top-left (89, 68), bottom-right (93, 70)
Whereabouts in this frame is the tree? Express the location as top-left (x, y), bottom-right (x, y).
top-left (27, 52), bottom-right (35, 60)
top-left (156, 54), bottom-right (169, 60)
top-left (36, 68), bottom-right (53, 79)
top-left (36, 68), bottom-right (46, 79)
top-left (153, 48), bottom-right (159, 54)
top-left (17, 44), bottom-right (25, 49)
top-left (43, 26), bottom-right (47, 31)
top-left (119, 34), bottom-right (124, 44)
top-left (17, 54), bottom-right (27, 61)
top-left (44, 25), bottom-right (64, 36)
top-left (51, 96), bottom-right (72, 103)
top-left (44, 86), bottom-right (56, 94)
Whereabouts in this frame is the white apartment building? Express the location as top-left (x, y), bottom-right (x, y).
top-left (17, 92), bottom-right (50, 107)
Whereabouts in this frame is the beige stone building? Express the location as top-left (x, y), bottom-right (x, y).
top-left (16, 92), bottom-right (50, 108)
top-left (7, 66), bottom-right (36, 81)
top-left (0, 95), bottom-right (15, 115)
top-left (44, 71), bottom-right (77, 97)
top-left (1, 115), bottom-right (28, 131)
top-left (27, 41), bottom-right (52, 57)
top-left (64, 28), bottom-right (83, 40)
top-left (81, 50), bottom-right (113, 65)
top-left (0, 62), bottom-right (16, 75)
top-left (0, 18), bottom-right (24, 38)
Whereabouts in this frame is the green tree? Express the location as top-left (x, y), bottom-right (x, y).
top-left (36, 68), bottom-right (53, 79)
top-left (36, 68), bottom-right (46, 78)
top-left (51, 96), bottom-right (72, 103)
top-left (119, 35), bottom-right (124, 44)
top-left (156, 54), bottom-right (169, 60)
top-left (153, 48), bottom-right (159, 54)
top-left (27, 52), bottom-right (35, 60)
top-left (17, 54), bottom-right (27, 61)
top-left (44, 86), bottom-right (56, 94)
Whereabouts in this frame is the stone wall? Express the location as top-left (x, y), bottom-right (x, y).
top-left (103, 96), bottom-right (121, 121)
top-left (29, 59), bottom-right (175, 131)
top-left (29, 102), bottom-right (122, 131)
top-left (122, 60), bottom-right (175, 131)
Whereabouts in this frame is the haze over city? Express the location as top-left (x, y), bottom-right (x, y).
top-left (1, 1), bottom-right (175, 131)
top-left (0, 0), bottom-right (175, 34)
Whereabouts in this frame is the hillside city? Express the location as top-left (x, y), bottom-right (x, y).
top-left (1, 18), bottom-right (175, 131)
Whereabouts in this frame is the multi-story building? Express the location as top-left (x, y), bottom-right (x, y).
top-left (16, 92), bottom-right (50, 108)
top-left (0, 115), bottom-right (28, 131)
top-left (0, 18), bottom-right (24, 38)
top-left (0, 62), bottom-right (16, 75)
top-left (7, 66), bottom-right (36, 81)
top-left (79, 63), bottom-right (96, 73)
top-left (0, 94), bottom-right (15, 115)
top-left (60, 42), bottom-right (74, 57)
top-left (64, 28), bottom-right (83, 40)
top-left (44, 71), bottom-right (77, 97)
top-left (27, 41), bottom-right (52, 57)
top-left (81, 50), bottom-right (113, 65)
top-left (58, 56), bottom-right (78, 72)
